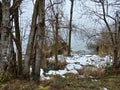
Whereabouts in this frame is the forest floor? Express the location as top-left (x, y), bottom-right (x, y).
top-left (0, 74), bottom-right (120, 90)
top-left (0, 54), bottom-right (119, 90)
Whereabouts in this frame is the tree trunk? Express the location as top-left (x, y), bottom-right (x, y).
top-left (68, 0), bottom-right (74, 56)
top-left (34, 0), bottom-right (45, 81)
top-left (54, 13), bottom-right (59, 70)
top-left (100, 1), bottom-right (119, 69)
top-left (13, 0), bottom-right (22, 75)
top-left (0, 0), bottom-right (11, 73)
top-left (0, 1), bottom-right (2, 62)
top-left (0, 1), bottom-right (2, 24)
top-left (23, 0), bottom-right (39, 79)
top-left (8, 38), bottom-right (17, 76)
top-left (113, 47), bottom-right (119, 67)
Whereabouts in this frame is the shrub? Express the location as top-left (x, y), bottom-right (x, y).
top-left (0, 72), bottom-right (11, 83)
top-left (46, 60), bottom-right (67, 70)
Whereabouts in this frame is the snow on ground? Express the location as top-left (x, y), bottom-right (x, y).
top-left (40, 54), bottom-right (112, 80)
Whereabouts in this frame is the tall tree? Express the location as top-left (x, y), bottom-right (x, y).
top-left (13, 0), bottom-right (23, 75)
top-left (49, 0), bottom-right (59, 69)
top-left (68, 0), bottom-right (74, 56)
top-left (23, 0), bottom-right (39, 79)
top-left (23, 0), bottom-right (45, 80)
top-left (0, 1), bottom-right (2, 24)
top-left (48, 0), bottom-right (65, 69)
top-left (54, 13), bottom-right (59, 69)
top-left (0, 0), bottom-right (13, 74)
top-left (0, 1), bottom-right (2, 61)
top-left (34, 0), bottom-right (45, 80)
top-left (88, 0), bottom-right (120, 68)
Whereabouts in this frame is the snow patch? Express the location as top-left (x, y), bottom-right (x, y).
top-left (38, 54), bottom-right (112, 80)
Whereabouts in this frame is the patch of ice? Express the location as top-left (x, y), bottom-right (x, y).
top-left (74, 64), bottom-right (82, 69)
top-left (67, 69), bottom-right (78, 74)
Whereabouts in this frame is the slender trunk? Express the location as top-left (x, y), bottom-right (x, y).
top-left (0, 2), bottom-right (2, 62)
top-left (113, 47), bottom-right (119, 68)
top-left (8, 38), bottom-right (17, 76)
top-left (0, 1), bottom-right (1, 24)
top-left (113, 15), bottom-right (120, 68)
top-left (13, 0), bottom-right (22, 75)
top-left (54, 13), bottom-right (59, 70)
top-left (68, 0), bottom-right (74, 56)
top-left (23, 0), bottom-right (39, 79)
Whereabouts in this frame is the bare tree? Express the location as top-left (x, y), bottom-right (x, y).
top-left (68, 0), bottom-right (74, 56)
top-left (45, 0), bottom-right (66, 69)
top-left (34, 0), bottom-right (45, 80)
top-left (23, 0), bottom-right (45, 81)
top-left (88, 0), bottom-right (120, 68)
top-left (13, 0), bottom-right (23, 76)
top-left (23, 0), bottom-right (39, 79)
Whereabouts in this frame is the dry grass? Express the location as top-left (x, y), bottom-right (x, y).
top-left (0, 74), bottom-right (120, 90)
top-left (77, 67), bottom-right (105, 78)
top-left (46, 60), bottom-right (67, 70)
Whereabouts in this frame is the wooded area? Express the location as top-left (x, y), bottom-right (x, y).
top-left (0, 0), bottom-right (120, 84)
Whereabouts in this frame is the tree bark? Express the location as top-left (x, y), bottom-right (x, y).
top-left (23, 0), bottom-right (39, 79)
top-left (54, 13), bottom-right (59, 70)
top-left (34, 0), bottom-right (45, 81)
top-left (0, 0), bottom-right (14, 75)
top-left (0, 1), bottom-right (2, 62)
top-left (13, 0), bottom-right (22, 75)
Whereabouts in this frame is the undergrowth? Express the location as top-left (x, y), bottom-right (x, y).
top-left (0, 74), bottom-right (120, 90)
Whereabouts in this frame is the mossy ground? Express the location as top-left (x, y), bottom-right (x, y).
top-left (0, 74), bottom-right (120, 90)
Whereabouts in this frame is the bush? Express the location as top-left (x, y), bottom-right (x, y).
top-left (105, 66), bottom-right (114, 75)
top-left (0, 72), bottom-right (11, 83)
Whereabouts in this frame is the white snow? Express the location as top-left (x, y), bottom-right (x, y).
top-left (103, 87), bottom-right (108, 90)
top-left (39, 54), bottom-right (112, 80)
top-left (40, 69), bottom-right (50, 80)
top-left (29, 54), bottom-right (112, 81)
top-left (48, 55), bottom-right (66, 62)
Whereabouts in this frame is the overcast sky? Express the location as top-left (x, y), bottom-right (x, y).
top-left (20, 0), bottom-right (90, 53)
top-left (1, 0), bottom-right (118, 53)
top-left (15, 0), bottom-right (114, 53)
